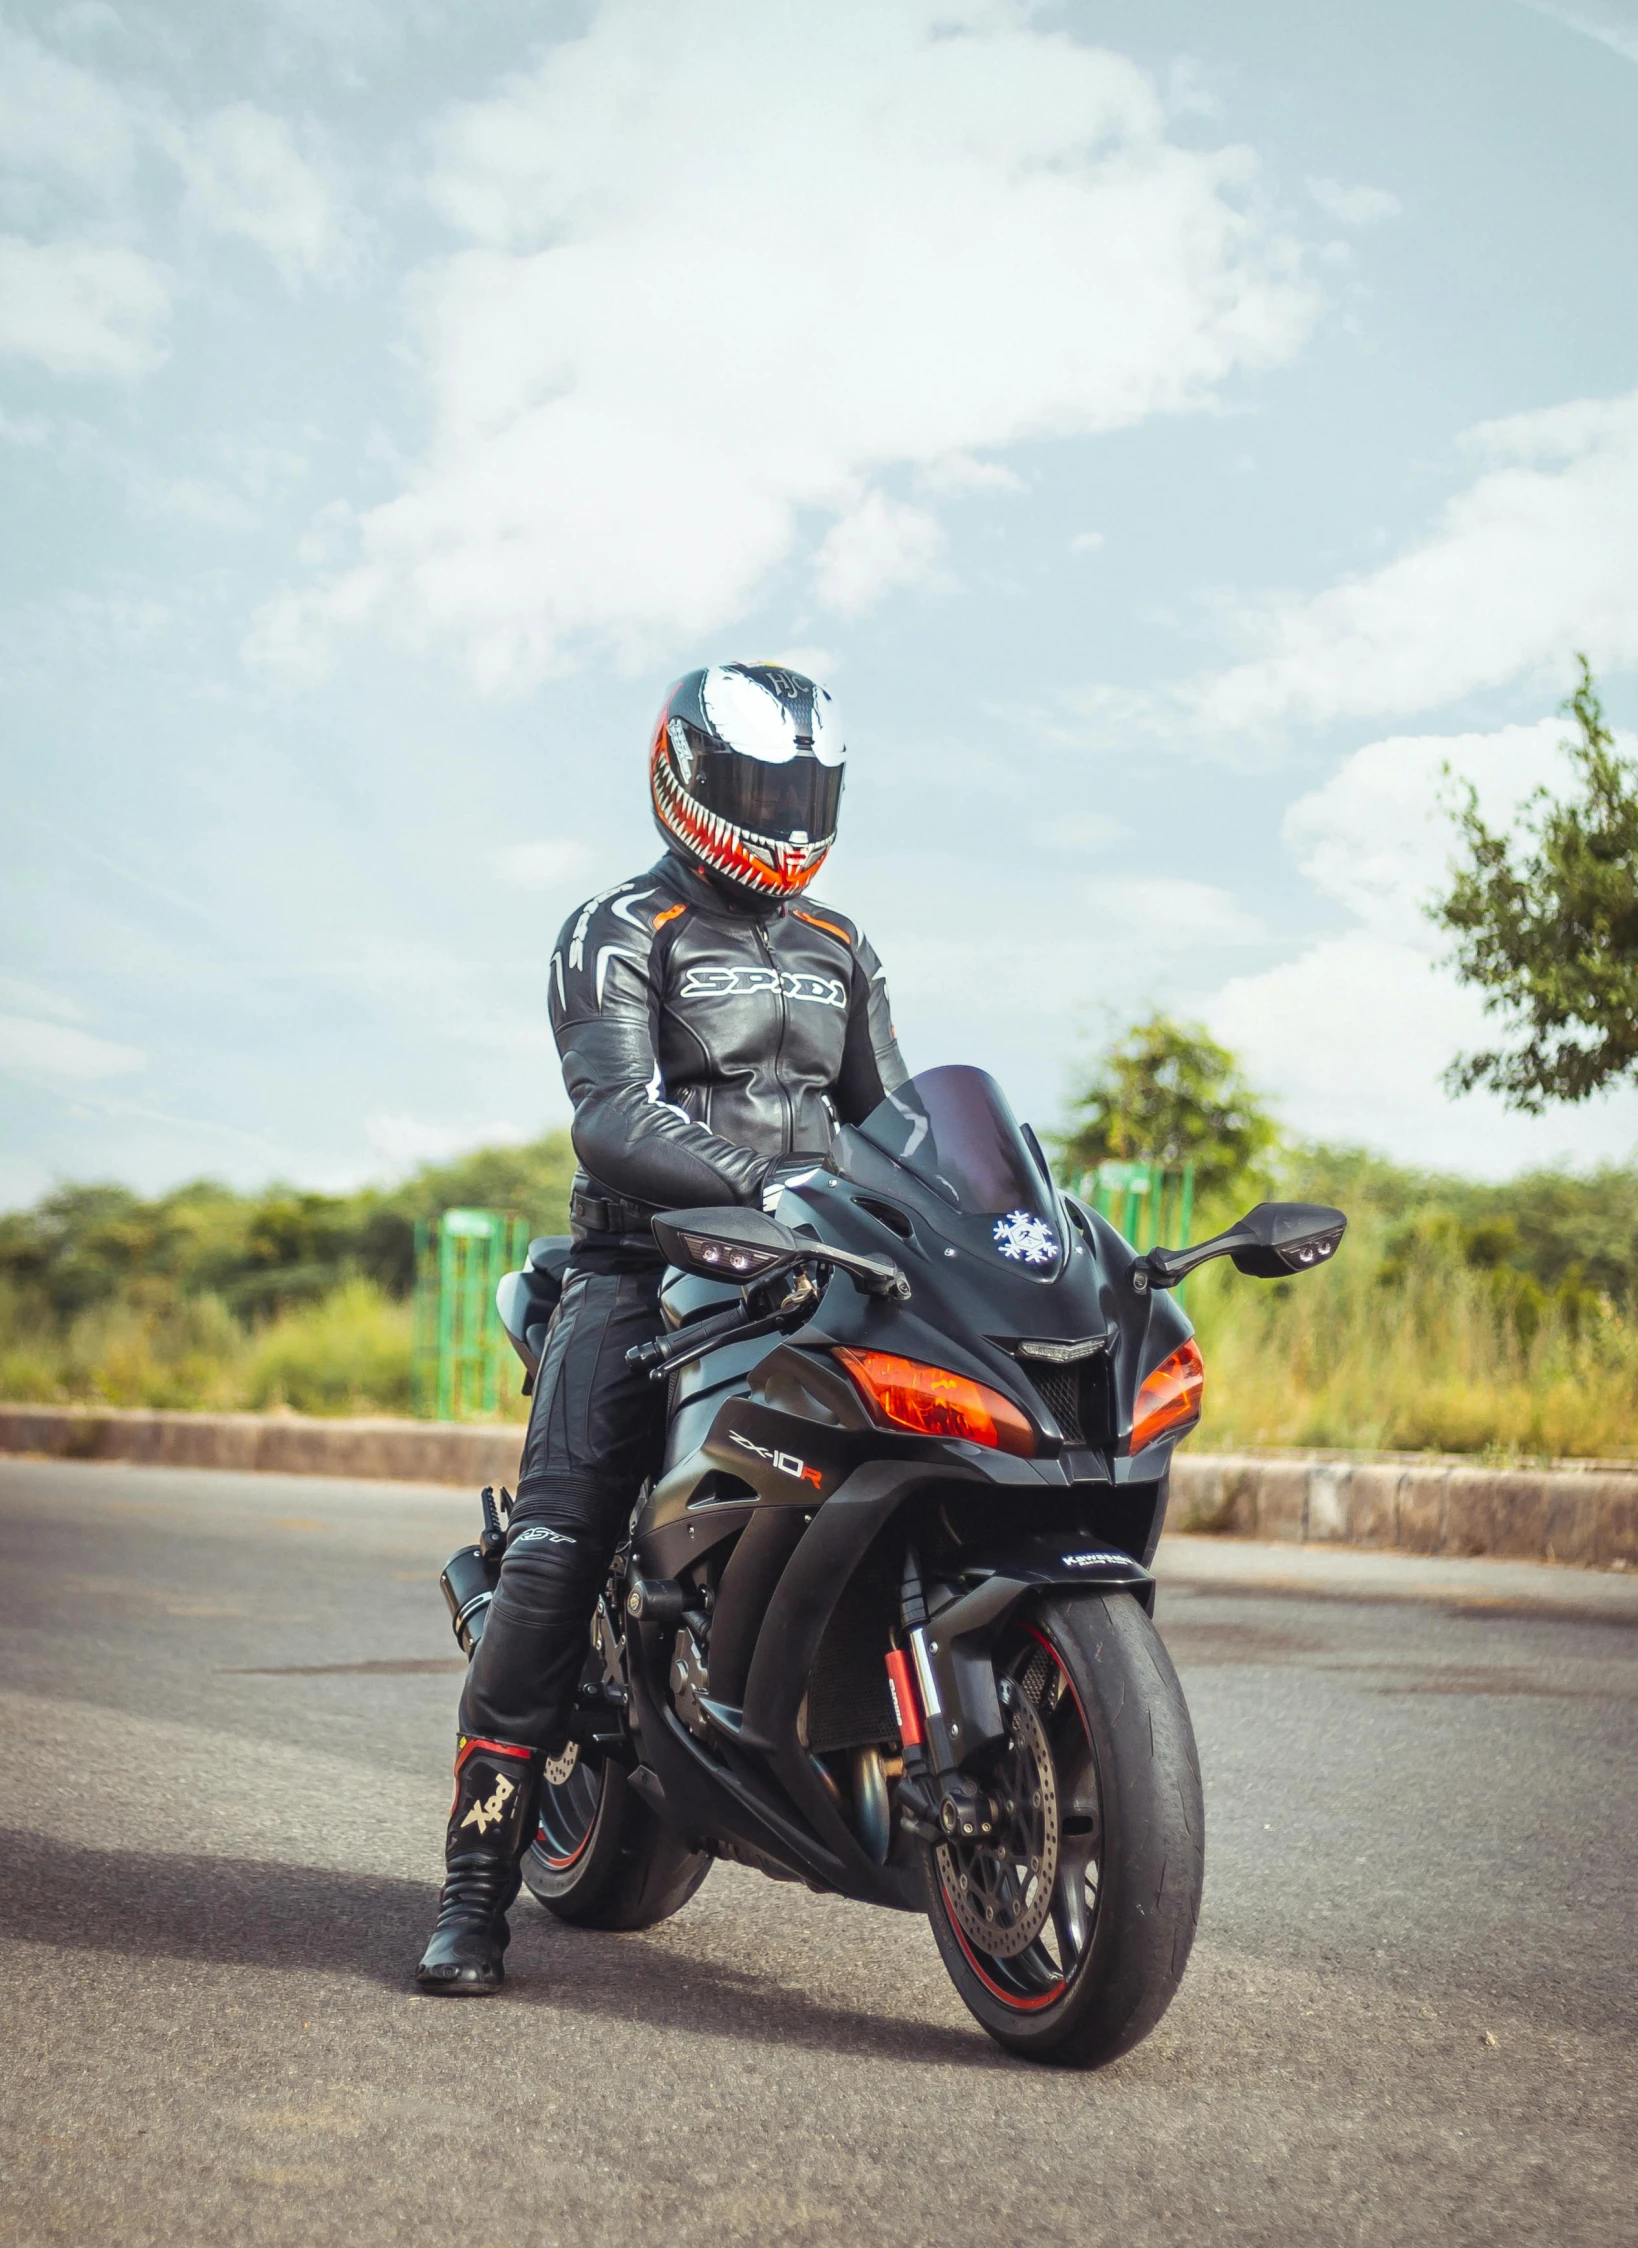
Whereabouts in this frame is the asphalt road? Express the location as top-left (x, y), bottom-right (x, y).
top-left (0, 1459), bottom-right (1633, 2248)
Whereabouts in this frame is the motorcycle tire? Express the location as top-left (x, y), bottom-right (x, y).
top-left (521, 1745), bottom-right (712, 1932)
top-left (922, 1588), bottom-right (1203, 2068)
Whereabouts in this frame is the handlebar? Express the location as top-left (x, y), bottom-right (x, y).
top-left (625, 1301), bottom-right (805, 1381)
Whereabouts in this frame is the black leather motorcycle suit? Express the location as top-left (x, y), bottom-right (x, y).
top-left (459, 851), bottom-right (907, 1750)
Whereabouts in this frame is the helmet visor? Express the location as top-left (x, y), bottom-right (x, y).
top-left (692, 746), bottom-right (843, 845)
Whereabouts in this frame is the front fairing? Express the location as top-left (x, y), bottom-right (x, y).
top-left (651, 1064), bottom-right (1196, 1487)
top-left (772, 1126), bottom-right (1193, 1474)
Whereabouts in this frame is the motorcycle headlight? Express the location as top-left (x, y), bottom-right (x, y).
top-left (835, 1349), bottom-right (1036, 1457)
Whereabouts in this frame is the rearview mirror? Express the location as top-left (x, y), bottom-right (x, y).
top-left (1138, 1201), bottom-right (1346, 1292)
top-left (651, 1205), bottom-right (803, 1283)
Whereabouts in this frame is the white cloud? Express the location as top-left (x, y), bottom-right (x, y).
top-left (1189, 388), bottom-right (1638, 737)
top-left (365, 1113), bottom-right (532, 1171)
top-left (1207, 718), bottom-right (1638, 1170)
top-left (815, 495), bottom-right (945, 616)
top-left (917, 453), bottom-right (1026, 497)
top-left (0, 31), bottom-right (173, 379)
top-left (0, 1013), bottom-right (145, 1083)
top-left (1214, 930), bottom-right (1487, 1152)
top-left (1070, 530), bottom-right (1106, 553)
top-left (492, 838), bottom-right (593, 887)
top-left (0, 25), bottom-right (135, 198)
top-left (1306, 176), bottom-right (1402, 227)
top-left (257, 0), bottom-right (1314, 687)
top-left (170, 104), bottom-right (359, 286)
top-left (242, 563), bottom-right (385, 684)
top-left (1519, 2), bottom-right (1638, 65)
top-left (1036, 811), bottom-right (1125, 850)
top-left (760, 646), bottom-right (839, 686)
top-left (0, 235), bottom-right (172, 374)
top-left (1282, 718), bottom-right (1563, 943)
top-left (133, 473), bottom-right (261, 532)
top-left (1082, 876), bottom-right (1267, 947)
top-left (0, 976), bottom-right (85, 1021)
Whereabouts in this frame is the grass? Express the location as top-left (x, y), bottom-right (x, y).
top-left (0, 1277), bottom-right (440, 1420)
top-left (4, 1181), bottom-right (1635, 1457)
top-left (1186, 1209), bottom-right (1638, 1459)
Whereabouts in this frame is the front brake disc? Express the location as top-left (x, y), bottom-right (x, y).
top-left (936, 1690), bottom-right (1059, 1959)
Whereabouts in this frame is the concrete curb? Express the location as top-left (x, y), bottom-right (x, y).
top-left (2, 1404), bottom-right (1635, 1570)
top-left (0, 1403), bottom-right (523, 1490)
top-left (1169, 1453), bottom-right (1638, 1571)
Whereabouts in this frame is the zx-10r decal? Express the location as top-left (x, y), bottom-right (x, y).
top-left (730, 1430), bottom-right (823, 1488)
top-left (680, 962), bottom-right (847, 1009)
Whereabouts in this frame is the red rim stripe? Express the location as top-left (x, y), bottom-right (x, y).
top-left (937, 1625), bottom-right (1091, 2015)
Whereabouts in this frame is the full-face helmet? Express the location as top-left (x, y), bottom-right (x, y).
top-left (649, 663), bottom-right (845, 898)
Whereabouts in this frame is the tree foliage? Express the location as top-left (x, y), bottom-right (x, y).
top-left (1433, 657), bottom-right (1638, 1112)
top-left (1058, 1013), bottom-right (1277, 1193)
top-left (0, 1132), bottom-right (577, 1330)
top-left (1281, 1141), bottom-right (1638, 1304)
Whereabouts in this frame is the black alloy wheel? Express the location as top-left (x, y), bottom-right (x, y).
top-left (531, 1738), bottom-right (604, 1880)
top-left (932, 1625), bottom-right (1100, 2002)
top-left (521, 1655), bottom-right (712, 1932)
top-left (923, 1590), bottom-right (1203, 2067)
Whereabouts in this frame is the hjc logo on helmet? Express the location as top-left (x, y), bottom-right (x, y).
top-left (650, 662), bottom-right (846, 899)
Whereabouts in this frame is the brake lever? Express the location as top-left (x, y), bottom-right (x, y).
top-left (626, 1304), bottom-right (809, 1382)
top-left (625, 1303), bottom-right (746, 1377)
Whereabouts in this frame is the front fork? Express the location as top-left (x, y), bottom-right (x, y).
top-left (888, 1547), bottom-right (1010, 1848)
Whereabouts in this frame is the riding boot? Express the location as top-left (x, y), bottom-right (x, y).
top-left (416, 1736), bottom-right (544, 1995)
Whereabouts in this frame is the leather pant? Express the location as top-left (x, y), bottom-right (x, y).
top-left (458, 1241), bottom-right (667, 1750)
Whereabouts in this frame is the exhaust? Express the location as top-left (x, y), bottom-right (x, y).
top-left (439, 1485), bottom-right (509, 1657)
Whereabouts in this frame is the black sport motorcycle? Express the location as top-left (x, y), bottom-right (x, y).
top-left (445, 1064), bottom-right (1344, 2067)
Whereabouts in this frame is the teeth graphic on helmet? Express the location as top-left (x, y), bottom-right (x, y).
top-left (649, 663), bottom-right (842, 898)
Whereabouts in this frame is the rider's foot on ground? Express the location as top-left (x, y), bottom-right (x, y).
top-left (415, 1918), bottom-right (508, 1994)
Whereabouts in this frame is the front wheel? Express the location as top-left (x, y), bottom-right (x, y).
top-left (923, 1590), bottom-right (1203, 2067)
top-left (521, 1742), bottom-right (712, 1932)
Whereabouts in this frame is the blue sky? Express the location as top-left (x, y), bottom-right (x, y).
top-left (3, 0), bottom-right (1637, 1209)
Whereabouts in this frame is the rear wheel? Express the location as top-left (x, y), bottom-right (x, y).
top-left (521, 1740), bottom-right (712, 1931)
top-left (923, 1590), bottom-right (1203, 2067)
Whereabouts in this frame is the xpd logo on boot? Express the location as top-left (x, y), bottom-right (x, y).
top-left (461, 1773), bottom-right (516, 1835)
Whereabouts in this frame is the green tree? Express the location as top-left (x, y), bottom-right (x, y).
top-left (1058, 1014), bottom-right (1277, 1193)
top-left (1433, 657), bottom-right (1638, 1112)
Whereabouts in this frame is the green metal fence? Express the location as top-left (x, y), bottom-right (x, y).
top-left (411, 1207), bottom-right (531, 1421)
top-left (1078, 1160), bottom-right (1197, 1261)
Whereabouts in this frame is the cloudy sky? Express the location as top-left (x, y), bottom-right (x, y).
top-left (3, 0), bottom-right (1637, 1209)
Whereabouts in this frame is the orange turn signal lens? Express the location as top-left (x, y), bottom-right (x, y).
top-left (1131, 1338), bottom-right (1205, 1453)
top-left (835, 1349), bottom-right (1036, 1457)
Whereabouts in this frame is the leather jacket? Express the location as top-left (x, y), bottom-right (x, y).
top-left (549, 853), bottom-right (907, 1237)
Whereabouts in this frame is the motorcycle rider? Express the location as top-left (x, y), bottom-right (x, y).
top-left (418, 662), bottom-right (907, 1991)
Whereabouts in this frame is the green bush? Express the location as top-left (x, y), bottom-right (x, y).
top-left (0, 1132), bottom-right (573, 1420)
top-left (244, 1280), bottom-right (413, 1416)
top-left (1187, 1163), bottom-right (1638, 1459)
top-left (6, 1111), bottom-right (1637, 1458)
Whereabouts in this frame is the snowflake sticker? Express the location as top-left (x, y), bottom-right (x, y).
top-left (992, 1209), bottom-right (1059, 1266)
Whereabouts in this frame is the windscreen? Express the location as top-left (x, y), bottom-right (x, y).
top-left (854, 1066), bottom-right (1062, 1266)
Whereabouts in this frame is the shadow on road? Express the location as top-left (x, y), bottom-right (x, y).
top-left (0, 1828), bottom-right (1004, 2071)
